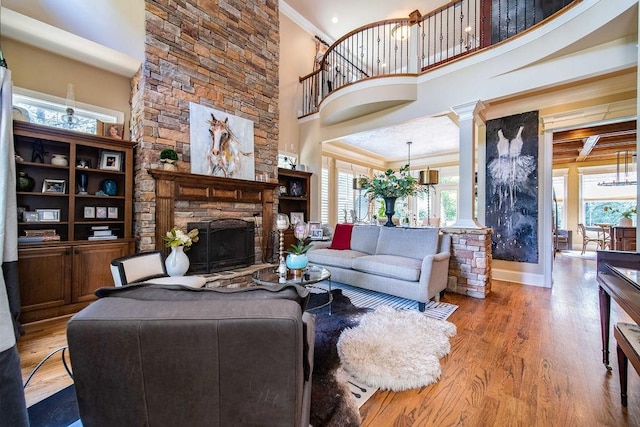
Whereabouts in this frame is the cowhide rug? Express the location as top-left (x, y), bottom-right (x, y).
top-left (309, 289), bottom-right (370, 427)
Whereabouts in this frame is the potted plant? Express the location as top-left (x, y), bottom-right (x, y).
top-left (358, 165), bottom-right (423, 227)
top-left (603, 205), bottom-right (637, 227)
top-left (160, 148), bottom-right (179, 171)
top-left (286, 221), bottom-right (313, 275)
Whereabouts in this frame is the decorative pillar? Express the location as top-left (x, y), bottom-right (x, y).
top-left (451, 101), bottom-right (485, 229)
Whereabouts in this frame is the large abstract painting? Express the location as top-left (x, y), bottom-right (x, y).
top-left (189, 102), bottom-right (255, 180)
top-left (485, 111), bottom-right (539, 263)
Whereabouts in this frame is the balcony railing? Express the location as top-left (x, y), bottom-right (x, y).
top-left (298, 0), bottom-right (576, 117)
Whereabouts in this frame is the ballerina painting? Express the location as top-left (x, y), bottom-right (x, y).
top-left (485, 111), bottom-right (539, 263)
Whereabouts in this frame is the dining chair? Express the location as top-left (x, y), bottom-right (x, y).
top-left (578, 223), bottom-right (605, 255)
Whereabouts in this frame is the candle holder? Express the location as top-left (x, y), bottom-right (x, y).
top-left (276, 213), bottom-right (290, 282)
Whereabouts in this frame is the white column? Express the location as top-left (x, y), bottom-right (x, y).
top-left (451, 101), bottom-right (484, 229)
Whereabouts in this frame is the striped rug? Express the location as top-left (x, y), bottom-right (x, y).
top-left (311, 281), bottom-right (457, 320)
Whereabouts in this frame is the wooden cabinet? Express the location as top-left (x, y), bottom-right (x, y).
top-left (612, 226), bottom-right (636, 252)
top-left (13, 122), bottom-right (135, 322)
top-left (277, 168), bottom-right (312, 248)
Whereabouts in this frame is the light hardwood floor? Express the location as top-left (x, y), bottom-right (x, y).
top-left (18, 252), bottom-right (640, 425)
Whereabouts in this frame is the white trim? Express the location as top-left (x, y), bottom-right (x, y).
top-left (279, 1), bottom-right (334, 45)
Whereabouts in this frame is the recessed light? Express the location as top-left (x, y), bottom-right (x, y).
top-left (331, 16), bottom-right (339, 24)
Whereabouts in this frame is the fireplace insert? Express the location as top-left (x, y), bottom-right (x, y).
top-left (187, 219), bottom-right (255, 273)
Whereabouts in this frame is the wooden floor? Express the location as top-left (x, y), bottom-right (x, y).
top-left (17, 252), bottom-right (640, 425)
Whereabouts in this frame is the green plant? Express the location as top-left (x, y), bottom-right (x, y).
top-left (358, 165), bottom-right (423, 199)
top-left (163, 226), bottom-right (199, 250)
top-left (287, 238), bottom-right (313, 255)
top-left (603, 205), bottom-right (637, 218)
top-left (160, 148), bottom-right (178, 161)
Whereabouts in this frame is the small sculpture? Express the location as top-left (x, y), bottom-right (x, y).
top-left (31, 140), bottom-right (45, 163)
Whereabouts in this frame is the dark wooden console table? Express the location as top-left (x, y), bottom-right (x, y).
top-left (595, 251), bottom-right (640, 369)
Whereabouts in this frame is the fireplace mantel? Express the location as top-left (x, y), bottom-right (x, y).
top-left (149, 169), bottom-right (277, 260)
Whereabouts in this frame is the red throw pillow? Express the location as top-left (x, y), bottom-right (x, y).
top-left (330, 224), bottom-right (354, 250)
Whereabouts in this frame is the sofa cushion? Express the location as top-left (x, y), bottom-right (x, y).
top-left (95, 282), bottom-right (310, 311)
top-left (375, 227), bottom-right (440, 260)
top-left (307, 248), bottom-right (367, 269)
top-left (352, 255), bottom-right (422, 281)
top-left (350, 225), bottom-right (380, 254)
top-left (329, 223), bottom-right (353, 250)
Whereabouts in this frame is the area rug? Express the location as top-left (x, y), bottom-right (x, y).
top-left (309, 289), bottom-right (370, 427)
top-left (338, 305), bottom-right (457, 392)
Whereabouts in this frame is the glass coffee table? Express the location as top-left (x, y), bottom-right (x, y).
top-left (252, 266), bottom-right (332, 313)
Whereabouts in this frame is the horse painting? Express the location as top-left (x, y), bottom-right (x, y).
top-left (206, 113), bottom-right (252, 178)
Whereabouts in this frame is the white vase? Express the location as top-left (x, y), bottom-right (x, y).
top-left (165, 246), bottom-right (190, 276)
top-left (619, 217), bottom-right (633, 227)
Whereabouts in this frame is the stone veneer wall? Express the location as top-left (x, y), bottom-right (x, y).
top-left (130, 0), bottom-right (280, 252)
top-left (442, 227), bottom-right (493, 298)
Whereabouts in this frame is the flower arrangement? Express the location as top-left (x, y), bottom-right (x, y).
top-left (603, 205), bottom-right (637, 218)
top-left (163, 226), bottom-right (199, 250)
top-left (358, 165), bottom-right (423, 199)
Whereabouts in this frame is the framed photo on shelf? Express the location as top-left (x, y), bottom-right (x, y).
top-left (76, 157), bottom-right (92, 169)
top-left (96, 207), bottom-right (107, 219)
top-left (107, 207), bottom-right (118, 219)
top-left (98, 121), bottom-right (125, 140)
top-left (290, 212), bottom-right (304, 226)
top-left (42, 179), bottom-right (66, 193)
top-left (83, 206), bottom-right (95, 219)
top-left (99, 151), bottom-right (123, 171)
top-left (36, 209), bottom-right (60, 222)
top-left (308, 221), bottom-right (323, 240)
top-left (289, 179), bottom-right (303, 197)
top-left (23, 211), bottom-right (39, 222)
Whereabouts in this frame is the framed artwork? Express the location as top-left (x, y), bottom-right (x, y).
top-left (290, 212), bottom-right (304, 226)
top-left (84, 206), bottom-right (95, 219)
top-left (36, 209), bottom-right (60, 222)
top-left (189, 102), bottom-right (255, 180)
top-left (96, 207), bottom-right (107, 219)
top-left (107, 207), bottom-right (118, 219)
top-left (289, 179), bottom-right (303, 197)
top-left (99, 151), bottom-right (123, 171)
top-left (485, 110), bottom-right (539, 263)
top-left (98, 121), bottom-right (124, 139)
top-left (23, 211), bottom-right (39, 222)
top-left (42, 179), bottom-right (66, 193)
top-left (308, 221), bottom-right (322, 240)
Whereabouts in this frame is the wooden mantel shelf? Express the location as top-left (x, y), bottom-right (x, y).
top-left (149, 169), bottom-right (278, 259)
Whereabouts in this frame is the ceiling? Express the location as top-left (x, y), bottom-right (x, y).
top-left (552, 120), bottom-right (637, 166)
top-left (2, 1), bottom-right (637, 168)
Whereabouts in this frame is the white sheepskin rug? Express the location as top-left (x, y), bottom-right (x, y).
top-left (337, 305), bottom-right (457, 391)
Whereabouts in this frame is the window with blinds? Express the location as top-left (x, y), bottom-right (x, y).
top-left (321, 166), bottom-right (329, 224)
top-left (336, 170), bottom-right (355, 223)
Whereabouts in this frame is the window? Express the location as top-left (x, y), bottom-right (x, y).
top-left (321, 164), bottom-right (329, 224)
top-left (552, 175), bottom-right (565, 229)
top-left (440, 189), bottom-right (458, 227)
top-left (13, 88), bottom-right (123, 135)
top-left (581, 171), bottom-right (636, 226)
top-left (336, 170), bottom-right (355, 223)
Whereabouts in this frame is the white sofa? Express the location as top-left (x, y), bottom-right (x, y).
top-left (307, 225), bottom-right (451, 311)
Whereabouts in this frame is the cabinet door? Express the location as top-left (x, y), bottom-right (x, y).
top-left (72, 242), bottom-right (133, 302)
top-left (18, 246), bottom-right (72, 313)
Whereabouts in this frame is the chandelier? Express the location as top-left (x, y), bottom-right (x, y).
top-left (597, 151), bottom-right (637, 186)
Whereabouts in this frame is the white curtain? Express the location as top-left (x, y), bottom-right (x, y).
top-left (0, 66), bottom-right (28, 426)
